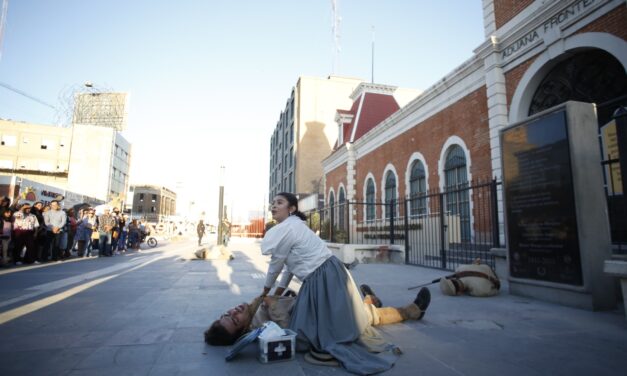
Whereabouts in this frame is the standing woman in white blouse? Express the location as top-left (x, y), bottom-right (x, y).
top-left (261, 192), bottom-right (400, 375)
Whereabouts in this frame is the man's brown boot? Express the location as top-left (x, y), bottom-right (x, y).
top-left (396, 287), bottom-right (431, 320)
top-left (396, 303), bottom-right (422, 320)
top-left (360, 284), bottom-right (382, 308)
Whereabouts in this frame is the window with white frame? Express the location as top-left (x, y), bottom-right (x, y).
top-left (338, 187), bottom-right (346, 230)
top-left (1, 135), bottom-right (16, 146)
top-left (366, 178), bottom-right (375, 221)
top-left (409, 160), bottom-right (427, 216)
top-left (444, 145), bottom-right (470, 241)
top-left (41, 139), bottom-right (54, 150)
top-left (384, 171), bottom-right (397, 219)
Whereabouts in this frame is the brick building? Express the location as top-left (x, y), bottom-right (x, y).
top-left (323, 0), bottom-right (626, 251)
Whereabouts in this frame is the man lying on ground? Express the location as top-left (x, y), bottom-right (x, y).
top-left (439, 259), bottom-right (500, 297)
top-left (204, 285), bottom-right (431, 348)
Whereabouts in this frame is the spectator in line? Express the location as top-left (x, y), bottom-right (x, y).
top-left (97, 207), bottom-right (116, 257)
top-left (117, 213), bottom-right (128, 253)
top-left (128, 219), bottom-right (141, 250)
top-left (89, 224), bottom-right (100, 255)
top-left (0, 208), bottom-right (13, 266)
top-left (43, 200), bottom-right (67, 262)
top-left (12, 203), bottom-right (39, 265)
top-left (76, 208), bottom-right (97, 257)
top-left (110, 208), bottom-right (121, 254)
top-left (30, 201), bottom-right (46, 262)
top-left (0, 196), bottom-right (11, 213)
top-left (64, 208), bottom-right (77, 258)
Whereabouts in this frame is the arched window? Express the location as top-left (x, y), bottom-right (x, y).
top-left (409, 160), bottom-right (427, 216)
top-left (384, 171), bottom-right (397, 219)
top-left (444, 145), bottom-right (470, 241)
top-left (529, 49), bottom-right (627, 116)
top-left (338, 187), bottom-right (346, 230)
top-left (366, 178), bottom-right (375, 221)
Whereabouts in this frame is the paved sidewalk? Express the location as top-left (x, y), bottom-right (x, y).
top-left (0, 237), bottom-right (625, 375)
top-left (222, 238), bottom-right (627, 376)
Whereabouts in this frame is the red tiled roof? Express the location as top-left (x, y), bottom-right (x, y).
top-left (335, 88), bottom-right (400, 152)
top-left (351, 93), bottom-right (399, 142)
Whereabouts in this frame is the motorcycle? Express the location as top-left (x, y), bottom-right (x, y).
top-left (128, 230), bottom-right (158, 248)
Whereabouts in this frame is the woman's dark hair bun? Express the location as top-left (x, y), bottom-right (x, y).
top-left (277, 192), bottom-right (307, 221)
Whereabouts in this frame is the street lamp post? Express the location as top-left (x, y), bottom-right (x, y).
top-left (217, 166), bottom-right (225, 245)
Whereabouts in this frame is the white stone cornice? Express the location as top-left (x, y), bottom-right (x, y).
top-left (322, 144), bottom-right (349, 173)
top-left (349, 82), bottom-right (398, 101)
top-left (335, 112), bottom-right (354, 124)
top-left (474, 36), bottom-right (498, 60)
top-left (353, 56), bottom-right (485, 160)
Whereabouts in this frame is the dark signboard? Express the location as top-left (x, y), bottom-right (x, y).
top-left (502, 110), bottom-right (583, 285)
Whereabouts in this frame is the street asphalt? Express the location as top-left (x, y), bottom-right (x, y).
top-left (0, 236), bottom-right (625, 376)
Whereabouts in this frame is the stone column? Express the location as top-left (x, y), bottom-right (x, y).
top-left (479, 34), bottom-right (509, 245)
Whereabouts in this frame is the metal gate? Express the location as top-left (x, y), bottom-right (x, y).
top-left (404, 179), bottom-right (499, 270)
top-left (307, 179), bottom-right (500, 271)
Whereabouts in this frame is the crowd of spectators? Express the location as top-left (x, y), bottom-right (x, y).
top-left (0, 196), bottom-right (151, 267)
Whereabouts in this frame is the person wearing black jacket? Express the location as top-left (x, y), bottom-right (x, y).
top-left (0, 207), bottom-right (13, 266)
top-left (30, 202), bottom-right (47, 262)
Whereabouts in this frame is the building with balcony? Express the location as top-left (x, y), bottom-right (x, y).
top-left (130, 184), bottom-right (177, 223)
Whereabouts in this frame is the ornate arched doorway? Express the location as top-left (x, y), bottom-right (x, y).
top-left (528, 49), bottom-right (626, 117)
top-left (528, 49), bottom-right (627, 250)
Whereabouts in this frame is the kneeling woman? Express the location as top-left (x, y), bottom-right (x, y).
top-left (261, 192), bottom-right (400, 375)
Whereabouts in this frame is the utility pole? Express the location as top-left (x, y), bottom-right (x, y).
top-left (217, 166), bottom-right (225, 245)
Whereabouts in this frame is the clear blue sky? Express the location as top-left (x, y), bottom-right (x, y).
top-left (0, 0), bottom-right (484, 222)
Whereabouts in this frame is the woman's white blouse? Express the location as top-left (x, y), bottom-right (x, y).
top-left (261, 215), bottom-right (332, 289)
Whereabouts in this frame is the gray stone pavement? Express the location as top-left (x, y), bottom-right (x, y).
top-left (0, 236), bottom-right (625, 375)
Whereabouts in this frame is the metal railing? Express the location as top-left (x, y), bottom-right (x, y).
top-left (304, 178), bottom-right (500, 270)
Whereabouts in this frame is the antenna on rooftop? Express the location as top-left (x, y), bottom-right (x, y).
top-left (331, 0), bottom-right (341, 75)
top-left (0, 0), bottom-right (8, 61)
top-left (371, 25), bottom-right (375, 83)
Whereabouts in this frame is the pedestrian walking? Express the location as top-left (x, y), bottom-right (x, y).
top-left (197, 219), bottom-right (206, 246)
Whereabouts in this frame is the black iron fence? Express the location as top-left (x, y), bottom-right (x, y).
top-left (304, 178), bottom-right (500, 271)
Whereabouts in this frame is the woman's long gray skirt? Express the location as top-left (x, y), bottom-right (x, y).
top-left (289, 256), bottom-right (400, 375)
